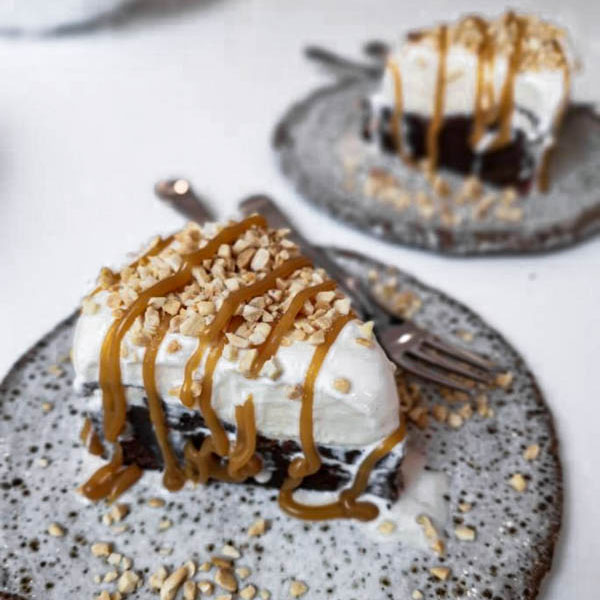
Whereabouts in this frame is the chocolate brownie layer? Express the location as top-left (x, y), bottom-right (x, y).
top-left (362, 102), bottom-right (536, 189)
top-left (84, 390), bottom-right (404, 503)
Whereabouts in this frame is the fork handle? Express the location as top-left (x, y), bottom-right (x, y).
top-left (154, 179), bottom-right (216, 223)
top-left (238, 195), bottom-right (395, 325)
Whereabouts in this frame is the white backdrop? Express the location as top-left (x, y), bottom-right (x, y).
top-left (0, 0), bottom-right (599, 596)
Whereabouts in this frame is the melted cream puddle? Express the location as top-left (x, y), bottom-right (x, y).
top-left (364, 447), bottom-right (449, 551)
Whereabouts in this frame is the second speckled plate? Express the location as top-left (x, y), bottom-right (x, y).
top-left (274, 56), bottom-right (600, 255)
top-left (0, 250), bottom-right (561, 599)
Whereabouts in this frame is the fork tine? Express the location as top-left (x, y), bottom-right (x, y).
top-left (409, 346), bottom-right (493, 385)
top-left (396, 355), bottom-right (473, 393)
top-left (423, 337), bottom-right (495, 371)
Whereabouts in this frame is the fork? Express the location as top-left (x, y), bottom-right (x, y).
top-left (155, 179), bottom-right (496, 392)
top-left (239, 195), bottom-right (497, 393)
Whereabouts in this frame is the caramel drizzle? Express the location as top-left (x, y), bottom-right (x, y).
top-left (470, 16), bottom-right (495, 147)
top-left (289, 314), bottom-right (354, 480)
top-left (426, 25), bottom-right (449, 170)
top-left (489, 13), bottom-right (526, 151)
top-left (279, 422), bottom-right (407, 521)
top-left (195, 334), bottom-right (229, 456)
top-left (80, 443), bottom-right (142, 503)
top-left (538, 53), bottom-right (571, 191)
top-left (276, 312), bottom-right (406, 521)
top-left (79, 417), bottom-right (104, 456)
top-left (227, 396), bottom-right (262, 480)
top-left (99, 215), bottom-right (266, 443)
top-left (142, 315), bottom-right (186, 491)
top-left (387, 58), bottom-right (405, 158)
top-left (182, 394), bottom-right (262, 485)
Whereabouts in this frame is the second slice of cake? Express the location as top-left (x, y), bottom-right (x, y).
top-left (363, 12), bottom-right (573, 191)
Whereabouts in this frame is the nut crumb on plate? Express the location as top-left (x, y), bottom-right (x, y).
top-left (240, 584), bottom-right (257, 599)
top-left (524, 444), bottom-right (540, 461)
top-left (455, 525), bottom-right (477, 541)
top-left (248, 518), bottom-right (267, 536)
top-left (215, 567), bottom-right (238, 592)
top-left (430, 566), bottom-right (451, 580)
top-left (510, 473), bottom-right (528, 492)
top-left (47, 522), bottom-right (64, 537)
top-left (289, 580), bottom-right (308, 597)
top-left (221, 544), bottom-right (240, 559)
top-left (377, 520), bottom-right (397, 535)
top-left (160, 566), bottom-right (188, 600)
top-left (117, 570), bottom-right (140, 593)
top-left (91, 542), bottom-right (112, 557)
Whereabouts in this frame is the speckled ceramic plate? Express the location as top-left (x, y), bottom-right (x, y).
top-left (274, 48), bottom-right (600, 255)
top-left (0, 249), bottom-right (562, 599)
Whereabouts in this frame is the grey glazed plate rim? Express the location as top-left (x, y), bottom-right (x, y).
top-left (0, 247), bottom-right (563, 599)
top-left (273, 60), bottom-right (600, 256)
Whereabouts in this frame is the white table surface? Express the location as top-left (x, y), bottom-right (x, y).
top-left (1, 0), bottom-right (599, 596)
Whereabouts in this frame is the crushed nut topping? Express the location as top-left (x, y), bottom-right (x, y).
top-left (524, 444), bottom-right (540, 461)
top-left (455, 525), bottom-right (477, 541)
top-left (496, 371), bottom-right (514, 389)
top-left (333, 377), bottom-right (351, 394)
top-left (86, 221), bottom-right (369, 379)
top-left (117, 570), bottom-right (141, 594)
top-left (429, 566), bottom-right (451, 581)
top-left (432, 404), bottom-right (449, 422)
top-left (166, 339), bottom-right (182, 354)
top-left (448, 412), bottom-right (464, 429)
top-left (417, 13), bottom-right (570, 72)
top-left (408, 405), bottom-right (428, 429)
top-left (289, 580), bottom-right (308, 597)
top-left (198, 581), bottom-right (214, 594)
top-left (221, 544), bottom-right (240, 559)
top-left (215, 567), bottom-right (238, 592)
top-left (109, 503), bottom-right (129, 523)
top-left (247, 518), bottom-right (267, 537)
top-left (509, 473), bottom-right (527, 492)
top-left (286, 384), bottom-right (303, 400)
top-left (107, 552), bottom-right (122, 566)
top-left (48, 522), bottom-right (65, 537)
top-left (416, 514), bottom-right (445, 556)
top-left (355, 337), bottom-right (374, 349)
top-left (377, 520), bottom-right (397, 535)
top-left (240, 584), bottom-right (257, 599)
top-left (147, 497), bottom-right (165, 508)
top-left (104, 571), bottom-right (118, 583)
top-left (91, 542), bottom-right (112, 557)
top-left (211, 556), bottom-right (233, 569)
top-left (183, 580), bottom-right (196, 600)
top-left (160, 566), bottom-right (188, 600)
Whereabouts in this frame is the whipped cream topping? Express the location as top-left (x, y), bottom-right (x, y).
top-left (73, 291), bottom-right (400, 447)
